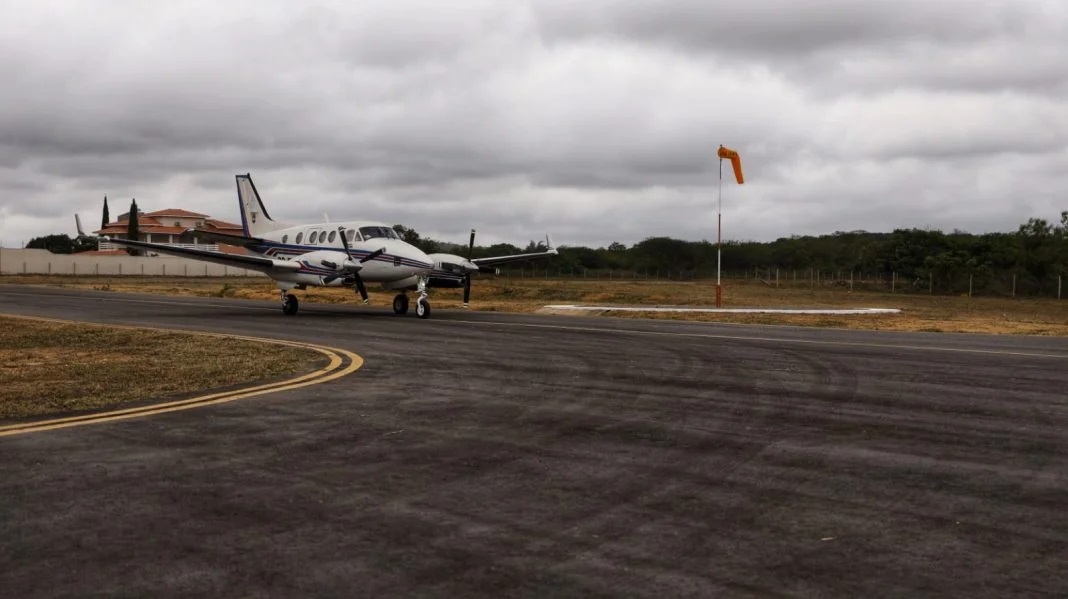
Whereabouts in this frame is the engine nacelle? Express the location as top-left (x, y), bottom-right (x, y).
top-left (298, 250), bottom-right (360, 272)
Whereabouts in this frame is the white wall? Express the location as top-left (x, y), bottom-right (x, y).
top-left (0, 248), bottom-right (265, 277)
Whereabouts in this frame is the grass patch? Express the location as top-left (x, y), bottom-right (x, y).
top-left (4, 275), bottom-right (1067, 336)
top-left (0, 315), bottom-right (322, 419)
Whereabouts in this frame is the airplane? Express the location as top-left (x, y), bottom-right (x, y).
top-left (79, 173), bottom-right (557, 319)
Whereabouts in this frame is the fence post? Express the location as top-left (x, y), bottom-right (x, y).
top-left (1059, 275), bottom-right (1063, 300)
top-left (928, 272), bottom-right (932, 294)
top-left (1012, 274), bottom-right (1016, 298)
top-left (969, 274), bottom-right (973, 297)
top-left (892, 271), bottom-right (896, 293)
top-left (776, 268), bottom-right (780, 288)
top-left (849, 270), bottom-right (853, 291)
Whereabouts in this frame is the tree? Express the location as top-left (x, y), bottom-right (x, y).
top-left (126, 198), bottom-right (140, 256)
top-left (27, 234), bottom-right (76, 254)
top-left (101, 195), bottom-right (110, 228)
top-left (391, 224), bottom-right (440, 253)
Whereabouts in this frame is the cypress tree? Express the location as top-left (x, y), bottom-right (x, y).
top-left (126, 198), bottom-right (140, 256)
top-left (101, 195), bottom-right (110, 228)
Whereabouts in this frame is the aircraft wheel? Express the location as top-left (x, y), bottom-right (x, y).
top-left (282, 293), bottom-right (299, 315)
top-left (392, 294), bottom-right (409, 315)
top-left (416, 298), bottom-right (430, 319)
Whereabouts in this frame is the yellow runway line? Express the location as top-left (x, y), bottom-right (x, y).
top-left (0, 314), bottom-right (364, 437)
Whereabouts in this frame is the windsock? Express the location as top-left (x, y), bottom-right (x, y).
top-left (717, 145), bottom-right (744, 184)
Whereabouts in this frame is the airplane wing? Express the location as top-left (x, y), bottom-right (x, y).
top-left (472, 235), bottom-right (558, 268)
top-left (103, 237), bottom-right (300, 273)
top-left (188, 228), bottom-right (265, 249)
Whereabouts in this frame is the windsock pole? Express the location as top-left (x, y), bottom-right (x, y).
top-left (714, 145), bottom-right (743, 308)
top-left (716, 155), bottom-right (723, 308)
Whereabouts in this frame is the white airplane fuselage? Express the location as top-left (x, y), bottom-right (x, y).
top-left (245, 221), bottom-right (435, 289)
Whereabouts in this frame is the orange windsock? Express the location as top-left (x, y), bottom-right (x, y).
top-left (717, 145), bottom-right (744, 184)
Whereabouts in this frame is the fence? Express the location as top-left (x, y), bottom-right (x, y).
top-left (496, 265), bottom-right (1065, 299)
top-left (3, 249), bottom-right (1062, 299)
top-left (0, 249), bottom-right (264, 277)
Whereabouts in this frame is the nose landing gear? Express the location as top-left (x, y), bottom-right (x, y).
top-left (415, 275), bottom-right (430, 319)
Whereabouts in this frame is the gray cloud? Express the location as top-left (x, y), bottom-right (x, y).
top-left (1, 0), bottom-right (1066, 250)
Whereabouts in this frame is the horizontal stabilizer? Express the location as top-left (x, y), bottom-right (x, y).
top-left (189, 228), bottom-right (265, 249)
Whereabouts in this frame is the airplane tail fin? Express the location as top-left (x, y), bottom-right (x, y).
top-left (235, 174), bottom-right (286, 237)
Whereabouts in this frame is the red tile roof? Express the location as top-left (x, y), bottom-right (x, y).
top-left (203, 218), bottom-right (243, 231)
top-left (92, 207), bottom-right (241, 235)
top-left (143, 208), bottom-right (210, 218)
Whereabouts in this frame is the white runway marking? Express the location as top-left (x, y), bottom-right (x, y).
top-left (541, 305), bottom-right (902, 315)
top-left (451, 319), bottom-right (1068, 360)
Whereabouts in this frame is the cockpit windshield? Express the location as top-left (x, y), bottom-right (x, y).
top-left (359, 226), bottom-right (398, 240)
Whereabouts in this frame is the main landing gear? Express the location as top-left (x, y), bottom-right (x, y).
top-left (281, 290), bottom-right (299, 315)
top-left (392, 294), bottom-right (409, 315)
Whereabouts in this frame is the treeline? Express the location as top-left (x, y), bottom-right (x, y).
top-left (402, 212), bottom-right (1068, 297)
top-left (23, 212), bottom-right (1068, 297)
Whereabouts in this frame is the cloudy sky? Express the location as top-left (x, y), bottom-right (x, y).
top-left (2, 0), bottom-right (1066, 249)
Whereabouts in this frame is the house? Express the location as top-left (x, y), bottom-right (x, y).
top-left (94, 208), bottom-right (246, 253)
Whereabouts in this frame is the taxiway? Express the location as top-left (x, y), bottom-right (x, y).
top-left (1, 285), bottom-right (1066, 597)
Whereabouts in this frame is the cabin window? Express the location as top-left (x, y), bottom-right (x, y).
top-left (296, 232), bottom-right (303, 244)
top-left (312, 231), bottom-right (320, 244)
top-left (282, 234), bottom-right (288, 243)
top-left (328, 230), bottom-right (337, 243)
top-left (346, 229), bottom-right (356, 242)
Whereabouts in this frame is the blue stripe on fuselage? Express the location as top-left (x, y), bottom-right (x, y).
top-left (251, 241), bottom-right (432, 269)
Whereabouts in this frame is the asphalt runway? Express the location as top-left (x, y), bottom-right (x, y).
top-left (2, 284), bottom-right (1067, 597)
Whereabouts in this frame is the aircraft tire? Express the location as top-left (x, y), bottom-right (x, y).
top-left (416, 298), bottom-right (430, 319)
top-left (283, 293), bottom-right (299, 316)
top-left (392, 294), bottom-right (409, 315)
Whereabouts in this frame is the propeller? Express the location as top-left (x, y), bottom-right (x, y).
top-left (463, 229), bottom-right (476, 306)
top-left (334, 226), bottom-right (386, 304)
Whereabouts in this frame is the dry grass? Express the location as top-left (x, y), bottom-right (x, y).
top-left (4, 274), bottom-right (1067, 336)
top-left (0, 315), bottom-right (322, 419)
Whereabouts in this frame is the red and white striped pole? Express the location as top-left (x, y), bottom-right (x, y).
top-left (716, 153), bottom-right (723, 308)
top-left (714, 145), bottom-right (743, 308)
